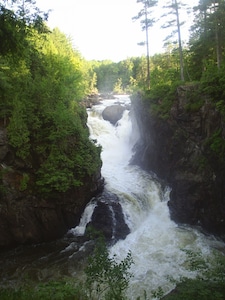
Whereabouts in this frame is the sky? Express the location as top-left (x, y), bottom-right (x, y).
top-left (36, 0), bottom-right (199, 62)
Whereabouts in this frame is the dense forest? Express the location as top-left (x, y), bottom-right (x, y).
top-left (92, 0), bottom-right (225, 98)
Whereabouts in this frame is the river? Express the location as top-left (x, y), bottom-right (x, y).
top-left (83, 95), bottom-right (225, 299)
top-left (0, 95), bottom-right (224, 299)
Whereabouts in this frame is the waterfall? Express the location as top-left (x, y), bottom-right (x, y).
top-left (72, 95), bottom-right (224, 299)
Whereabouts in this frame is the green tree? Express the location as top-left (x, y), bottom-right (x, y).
top-left (189, 0), bottom-right (225, 79)
top-left (0, 0), bottom-right (48, 55)
top-left (133, 0), bottom-right (158, 89)
top-left (117, 59), bottom-right (134, 90)
top-left (131, 55), bottom-right (149, 89)
top-left (161, 0), bottom-right (190, 81)
top-left (85, 237), bottom-right (133, 300)
top-left (113, 78), bottom-right (123, 94)
top-left (0, 3), bottom-right (102, 194)
top-left (93, 60), bottom-right (119, 93)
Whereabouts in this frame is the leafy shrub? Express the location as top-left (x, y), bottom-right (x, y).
top-left (205, 129), bottom-right (225, 165)
top-left (141, 82), bottom-right (181, 119)
top-left (0, 280), bottom-right (86, 300)
top-left (162, 279), bottom-right (225, 300)
top-left (163, 249), bottom-right (225, 300)
top-left (19, 173), bottom-right (30, 191)
top-left (0, 237), bottom-right (134, 300)
top-left (85, 236), bottom-right (133, 300)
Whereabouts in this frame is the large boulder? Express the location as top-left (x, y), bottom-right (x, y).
top-left (102, 105), bottom-right (126, 125)
top-left (86, 191), bottom-right (130, 243)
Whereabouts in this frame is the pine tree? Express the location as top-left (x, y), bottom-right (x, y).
top-left (133, 0), bottom-right (158, 89)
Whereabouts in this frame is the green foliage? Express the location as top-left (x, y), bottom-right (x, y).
top-left (85, 237), bottom-right (133, 300)
top-left (143, 82), bottom-right (180, 119)
top-left (205, 129), bottom-right (225, 165)
top-left (0, 279), bottom-right (87, 300)
top-left (151, 286), bottom-right (164, 299)
top-left (185, 100), bottom-right (204, 112)
top-left (182, 86), bottom-right (204, 112)
top-left (0, 239), bottom-right (134, 300)
top-left (35, 281), bottom-right (85, 300)
top-left (162, 249), bottom-right (225, 300)
top-left (0, 7), bottom-right (102, 195)
top-left (36, 137), bottom-right (101, 193)
top-left (200, 65), bottom-right (225, 101)
top-left (189, 0), bottom-right (225, 80)
top-left (163, 279), bottom-right (225, 300)
top-left (216, 100), bottom-right (225, 119)
top-left (181, 249), bottom-right (208, 272)
top-left (113, 78), bottom-right (123, 94)
top-left (0, 1), bottom-right (48, 57)
top-left (36, 147), bottom-right (81, 193)
top-left (7, 98), bottom-right (30, 159)
top-left (0, 246), bottom-right (224, 300)
top-left (19, 173), bottom-right (30, 191)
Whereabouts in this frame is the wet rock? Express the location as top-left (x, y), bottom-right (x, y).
top-left (86, 191), bottom-right (130, 242)
top-left (102, 105), bottom-right (126, 125)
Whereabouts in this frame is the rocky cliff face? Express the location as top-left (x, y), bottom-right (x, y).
top-left (0, 127), bottom-right (103, 250)
top-left (131, 87), bottom-right (225, 240)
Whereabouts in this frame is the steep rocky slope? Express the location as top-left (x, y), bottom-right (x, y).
top-left (131, 87), bottom-right (225, 240)
top-left (0, 126), bottom-right (103, 250)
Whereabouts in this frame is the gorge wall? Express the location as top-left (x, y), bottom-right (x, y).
top-left (0, 127), bottom-right (103, 250)
top-left (131, 87), bottom-right (225, 241)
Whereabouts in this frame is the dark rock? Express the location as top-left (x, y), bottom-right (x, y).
top-left (131, 87), bottom-right (225, 240)
top-left (0, 167), bottom-right (104, 250)
top-left (86, 191), bottom-right (130, 242)
top-left (102, 105), bottom-right (126, 125)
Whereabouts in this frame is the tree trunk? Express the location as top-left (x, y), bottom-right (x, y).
top-left (174, 0), bottom-right (184, 81)
top-left (212, 1), bottom-right (221, 69)
top-left (145, 1), bottom-right (150, 89)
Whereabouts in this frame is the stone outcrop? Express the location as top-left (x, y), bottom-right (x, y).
top-left (86, 191), bottom-right (130, 243)
top-left (83, 94), bottom-right (101, 108)
top-left (131, 87), bottom-right (225, 240)
top-left (0, 128), bottom-right (104, 250)
top-left (102, 105), bottom-right (126, 125)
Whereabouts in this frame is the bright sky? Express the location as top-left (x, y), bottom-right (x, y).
top-left (36, 0), bottom-right (199, 62)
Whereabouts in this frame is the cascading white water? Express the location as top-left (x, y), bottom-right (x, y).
top-left (72, 95), bottom-right (224, 299)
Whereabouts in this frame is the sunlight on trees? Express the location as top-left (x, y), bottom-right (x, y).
top-left (0, 0), bottom-right (101, 195)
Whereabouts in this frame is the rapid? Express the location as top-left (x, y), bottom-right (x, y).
top-left (82, 94), bottom-right (225, 299)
